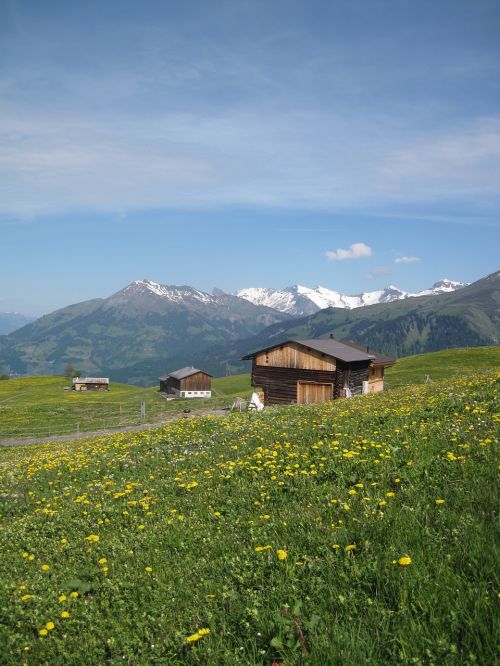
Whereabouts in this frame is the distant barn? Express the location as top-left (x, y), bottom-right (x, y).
top-left (159, 367), bottom-right (212, 398)
top-left (72, 377), bottom-right (109, 391)
top-left (242, 338), bottom-right (394, 405)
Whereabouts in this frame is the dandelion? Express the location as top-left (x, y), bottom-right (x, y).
top-left (98, 558), bottom-right (107, 565)
top-left (41, 564), bottom-right (50, 571)
top-left (21, 594), bottom-right (33, 602)
top-left (45, 621), bottom-right (55, 631)
top-left (255, 545), bottom-right (272, 552)
top-left (38, 628), bottom-right (48, 637)
top-left (85, 534), bottom-right (99, 543)
top-left (58, 594), bottom-right (67, 602)
top-left (398, 556), bottom-right (412, 566)
top-left (60, 611), bottom-right (70, 619)
top-left (69, 591), bottom-right (79, 599)
top-left (186, 628), bottom-right (210, 643)
top-left (435, 499), bottom-right (445, 505)
top-left (145, 566), bottom-right (153, 573)
top-left (345, 544), bottom-right (356, 552)
top-left (277, 549), bottom-right (287, 560)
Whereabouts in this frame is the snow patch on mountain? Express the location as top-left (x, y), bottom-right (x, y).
top-left (236, 279), bottom-right (467, 316)
top-left (126, 279), bottom-right (217, 304)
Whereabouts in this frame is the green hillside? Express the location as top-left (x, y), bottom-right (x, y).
top-left (0, 371), bottom-right (497, 664)
top-left (0, 282), bottom-right (288, 386)
top-left (0, 374), bottom-right (253, 440)
top-left (385, 346), bottom-right (500, 388)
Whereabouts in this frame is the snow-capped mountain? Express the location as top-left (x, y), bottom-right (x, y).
top-left (236, 279), bottom-right (468, 316)
top-left (115, 279), bottom-right (219, 305)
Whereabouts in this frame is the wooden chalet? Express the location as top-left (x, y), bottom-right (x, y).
top-left (159, 367), bottom-right (212, 398)
top-left (242, 338), bottom-right (395, 405)
top-left (72, 377), bottom-right (109, 391)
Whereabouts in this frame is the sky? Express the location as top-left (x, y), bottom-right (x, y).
top-left (1, 0), bottom-right (499, 315)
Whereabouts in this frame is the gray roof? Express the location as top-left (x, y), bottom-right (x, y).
top-left (159, 366), bottom-right (212, 381)
top-left (242, 338), bottom-right (376, 363)
top-left (294, 339), bottom-right (375, 362)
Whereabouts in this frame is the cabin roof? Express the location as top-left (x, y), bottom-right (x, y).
top-left (72, 377), bottom-right (109, 383)
top-left (337, 340), bottom-right (396, 366)
top-left (159, 366), bottom-right (212, 381)
top-left (242, 338), bottom-right (377, 363)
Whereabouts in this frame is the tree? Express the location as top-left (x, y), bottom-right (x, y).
top-left (65, 363), bottom-right (81, 380)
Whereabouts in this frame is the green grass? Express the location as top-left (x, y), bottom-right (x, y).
top-left (1, 348), bottom-right (498, 439)
top-left (385, 346), bottom-right (500, 389)
top-left (0, 374), bottom-right (254, 440)
top-left (0, 371), bottom-right (498, 664)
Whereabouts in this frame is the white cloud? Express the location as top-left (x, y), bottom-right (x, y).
top-left (395, 256), bottom-right (420, 264)
top-left (326, 242), bottom-right (372, 261)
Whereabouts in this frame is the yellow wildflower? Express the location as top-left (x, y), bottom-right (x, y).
top-left (277, 549), bottom-right (288, 560)
top-left (398, 556), bottom-right (412, 566)
top-left (435, 499), bottom-right (445, 505)
top-left (60, 611), bottom-right (70, 619)
top-left (85, 534), bottom-right (99, 543)
top-left (45, 621), bottom-right (55, 631)
top-left (39, 628), bottom-right (48, 637)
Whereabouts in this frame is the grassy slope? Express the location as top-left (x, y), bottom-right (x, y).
top-left (0, 374), bottom-right (253, 439)
top-left (385, 346), bottom-right (500, 389)
top-left (1, 347), bottom-right (498, 439)
top-left (0, 372), bottom-right (497, 664)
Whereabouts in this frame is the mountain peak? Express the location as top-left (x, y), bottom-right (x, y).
top-left (236, 279), bottom-right (467, 316)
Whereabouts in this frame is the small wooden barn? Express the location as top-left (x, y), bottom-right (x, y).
top-left (72, 377), bottom-right (109, 391)
top-left (159, 367), bottom-right (212, 398)
top-left (242, 338), bottom-right (394, 405)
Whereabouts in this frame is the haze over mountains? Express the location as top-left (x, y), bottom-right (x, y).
top-left (0, 272), bottom-right (497, 385)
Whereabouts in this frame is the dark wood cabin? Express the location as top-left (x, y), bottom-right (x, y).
top-left (242, 338), bottom-right (395, 405)
top-left (72, 377), bottom-right (109, 391)
top-left (159, 367), bottom-right (212, 398)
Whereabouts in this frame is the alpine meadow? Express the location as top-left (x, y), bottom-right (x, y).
top-left (2, 1), bottom-right (500, 664)
top-left (0, 369), bottom-right (498, 664)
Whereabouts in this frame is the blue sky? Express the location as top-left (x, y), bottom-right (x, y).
top-left (1, 0), bottom-right (499, 315)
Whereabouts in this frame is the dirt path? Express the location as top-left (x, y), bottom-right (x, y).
top-left (0, 407), bottom-right (230, 448)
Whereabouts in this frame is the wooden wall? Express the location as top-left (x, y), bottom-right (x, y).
top-left (255, 342), bottom-right (336, 371)
top-left (251, 359), bottom-right (371, 405)
top-left (180, 372), bottom-right (212, 391)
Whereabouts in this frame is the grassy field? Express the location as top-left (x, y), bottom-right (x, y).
top-left (0, 370), bottom-right (498, 664)
top-left (385, 346), bottom-right (500, 389)
top-left (1, 347), bottom-right (498, 439)
top-left (0, 374), bottom-right (253, 440)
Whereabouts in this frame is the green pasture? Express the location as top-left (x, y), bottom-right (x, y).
top-left (0, 371), bottom-right (497, 664)
top-left (0, 374), bottom-right (253, 440)
top-left (385, 345), bottom-right (500, 388)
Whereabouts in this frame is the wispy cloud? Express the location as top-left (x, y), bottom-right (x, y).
top-left (366, 266), bottom-right (391, 279)
top-left (326, 242), bottom-right (372, 261)
top-left (395, 256), bottom-right (420, 264)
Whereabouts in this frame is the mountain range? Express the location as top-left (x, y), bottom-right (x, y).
top-left (0, 280), bottom-right (289, 385)
top-left (0, 272), bottom-right (497, 385)
top-left (0, 312), bottom-right (36, 336)
top-left (236, 279), bottom-right (467, 316)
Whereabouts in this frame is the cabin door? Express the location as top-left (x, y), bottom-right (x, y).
top-left (297, 382), bottom-right (333, 404)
